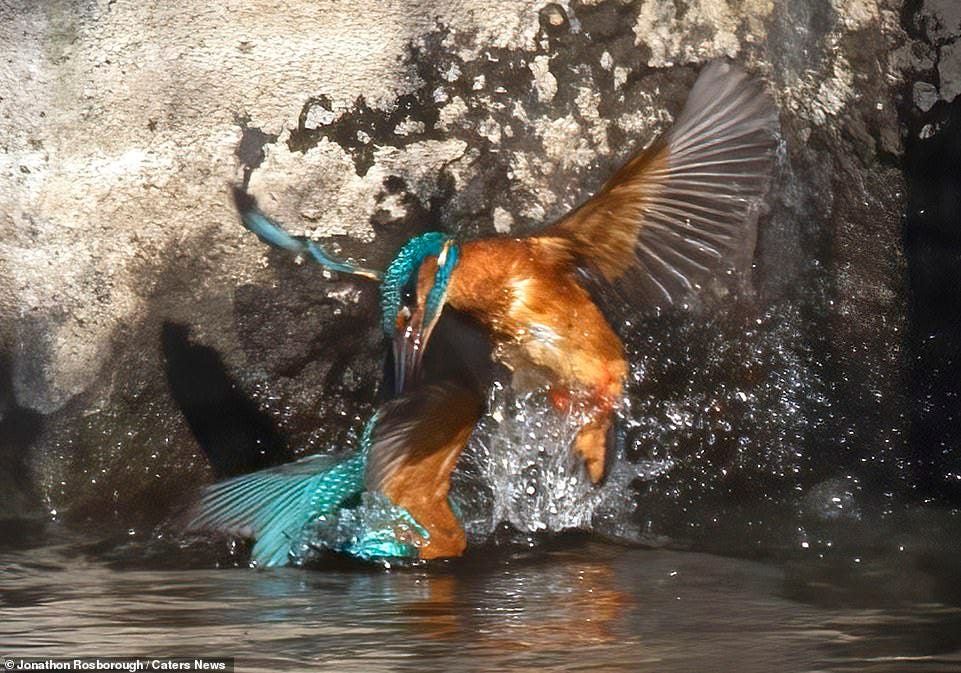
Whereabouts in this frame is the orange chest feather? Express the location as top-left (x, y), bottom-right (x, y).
top-left (447, 239), bottom-right (626, 390)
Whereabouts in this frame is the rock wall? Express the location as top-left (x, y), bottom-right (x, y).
top-left (0, 0), bottom-right (950, 540)
top-left (901, 0), bottom-right (961, 502)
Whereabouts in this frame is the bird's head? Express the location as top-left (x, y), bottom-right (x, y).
top-left (232, 189), bottom-right (461, 393)
top-left (380, 232), bottom-right (459, 393)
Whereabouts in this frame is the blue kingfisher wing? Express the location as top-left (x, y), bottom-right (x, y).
top-left (186, 452), bottom-right (365, 567)
top-left (537, 60), bottom-right (779, 306)
top-left (365, 382), bottom-right (482, 498)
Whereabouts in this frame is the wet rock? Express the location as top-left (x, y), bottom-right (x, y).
top-left (920, 0), bottom-right (961, 44)
top-left (0, 0), bottom-right (949, 547)
top-left (914, 81), bottom-right (939, 111)
top-left (939, 40), bottom-right (961, 102)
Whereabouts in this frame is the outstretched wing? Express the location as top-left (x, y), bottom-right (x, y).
top-left (536, 60), bottom-right (779, 306)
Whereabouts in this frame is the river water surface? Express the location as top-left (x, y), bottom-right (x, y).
top-left (3, 532), bottom-right (961, 672)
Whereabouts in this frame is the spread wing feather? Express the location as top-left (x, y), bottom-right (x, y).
top-left (537, 60), bottom-right (779, 306)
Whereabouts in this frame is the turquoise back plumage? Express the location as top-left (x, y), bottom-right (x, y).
top-left (380, 232), bottom-right (456, 335)
top-left (188, 414), bottom-right (428, 566)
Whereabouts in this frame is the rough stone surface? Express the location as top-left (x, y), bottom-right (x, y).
top-left (901, 0), bottom-right (961, 505)
top-left (906, 0), bottom-right (961, 105)
top-left (914, 81), bottom-right (939, 110)
top-left (0, 0), bottom-right (946, 542)
top-left (939, 39), bottom-right (961, 102)
top-left (921, 0), bottom-right (961, 44)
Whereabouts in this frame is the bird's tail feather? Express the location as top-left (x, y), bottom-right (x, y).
top-left (231, 186), bottom-right (383, 281)
top-left (185, 452), bottom-right (366, 567)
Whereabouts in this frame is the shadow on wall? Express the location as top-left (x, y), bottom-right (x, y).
top-left (903, 97), bottom-right (961, 502)
top-left (0, 353), bottom-right (42, 526)
top-left (161, 322), bottom-right (291, 478)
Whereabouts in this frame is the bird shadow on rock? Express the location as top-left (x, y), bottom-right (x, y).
top-left (161, 321), bottom-right (292, 479)
top-left (0, 351), bottom-right (45, 549)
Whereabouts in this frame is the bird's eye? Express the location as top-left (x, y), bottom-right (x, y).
top-left (401, 274), bottom-right (418, 308)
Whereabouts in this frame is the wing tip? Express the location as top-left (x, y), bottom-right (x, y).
top-left (686, 58), bottom-right (780, 131)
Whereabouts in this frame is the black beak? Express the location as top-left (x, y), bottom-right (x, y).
top-left (392, 305), bottom-right (436, 394)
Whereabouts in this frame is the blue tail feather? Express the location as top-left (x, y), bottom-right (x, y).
top-left (186, 413), bottom-right (432, 565)
top-left (188, 453), bottom-right (365, 567)
top-left (231, 187), bottom-right (383, 281)
top-left (239, 207), bottom-right (304, 253)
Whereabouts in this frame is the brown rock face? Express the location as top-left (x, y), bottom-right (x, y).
top-left (0, 0), bottom-right (956, 551)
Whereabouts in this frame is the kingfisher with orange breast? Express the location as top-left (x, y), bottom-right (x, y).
top-left (204, 60), bottom-right (779, 562)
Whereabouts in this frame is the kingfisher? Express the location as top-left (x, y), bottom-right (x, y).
top-left (224, 60), bottom-right (778, 559)
top-left (187, 378), bottom-right (483, 564)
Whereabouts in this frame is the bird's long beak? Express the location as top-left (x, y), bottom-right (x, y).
top-left (393, 303), bottom-right (443, 394)
top-left (391, 241), bottom-right (455, 394)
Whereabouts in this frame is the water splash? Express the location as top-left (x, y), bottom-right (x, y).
top-left (441, 297), bottom-right (858, 555)
top-left (451, 380), bottom-right (673, 545)
top-left (296, 491), bottom-right (429, 565)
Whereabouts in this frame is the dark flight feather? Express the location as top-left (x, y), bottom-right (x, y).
top-left (537, 60), bottom-right (779, 306)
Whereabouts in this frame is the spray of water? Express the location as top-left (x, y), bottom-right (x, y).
top-left (450, 379), bottom-right (673, 545)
